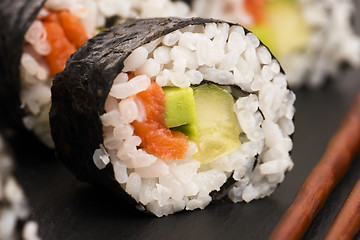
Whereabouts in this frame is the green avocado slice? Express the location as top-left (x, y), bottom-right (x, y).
top-left (163, 86), bottom-right (197, 138)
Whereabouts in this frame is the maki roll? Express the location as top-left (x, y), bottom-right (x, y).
top-left (50, 18), bottom-right (295, 216)
top-left (0, 135), bottom-right (40, 240)
top-left (191, 0), bottom-right (360, 88)
top-left (0, 0), bottom-right (191, 148)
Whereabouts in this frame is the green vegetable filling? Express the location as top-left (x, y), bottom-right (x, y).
top-left (164, 84), bottom-right (241, 164)
top-left (192, 84), bottom-right (241, 164)
top-left (163, 86), bottom-right (197, 124)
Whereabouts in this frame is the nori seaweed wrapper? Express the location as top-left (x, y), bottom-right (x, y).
top-left (49, 17), bottom-right (279, 208)
top-left (0, 0), bottom-right (46, 128)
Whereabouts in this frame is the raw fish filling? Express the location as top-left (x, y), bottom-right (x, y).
top-left (132, 81), bottom-right (189, 160)
top-left (21, 6), bottom-right (89, 147)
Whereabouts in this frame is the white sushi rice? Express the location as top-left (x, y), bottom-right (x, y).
top-left (97, 23), bottom-right (295, 217)
top-left (20, 0), bottom-right (191, 148)
top-left (0, 136), bottom-right (41, 240)
top-left (191, 0), bottom-right (360, 88)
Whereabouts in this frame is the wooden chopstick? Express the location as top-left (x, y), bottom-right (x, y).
top-left (323, 178), bottom-right (360, 240)
top-left (269, 92), bottom-right (360, 240)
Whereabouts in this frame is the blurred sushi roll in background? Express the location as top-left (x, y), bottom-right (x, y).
top-left (0, 0), bottom-right (191, 148)
top-left (191, 0), bottom-right (360, 88)
top-left (0, 135), bottom-right (40, 240)
top-left (50, 18), bottom-right (295, 217)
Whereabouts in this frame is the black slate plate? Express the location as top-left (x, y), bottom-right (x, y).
top-left (2, 3), bottom-right (360, 239)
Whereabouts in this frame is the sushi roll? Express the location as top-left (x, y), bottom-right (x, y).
top-left (0, 135), bottom-right (40, 240)
top-left (50, 18), bottom-right (295, 217)
top-left (191, 0), bottom-right (360, 88)
top-left (0, 0), bottom-right (191, 148)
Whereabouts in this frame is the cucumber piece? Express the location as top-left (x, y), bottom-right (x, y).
top-left (193, 84), bottom-right (241, 164)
